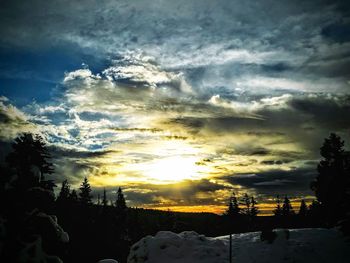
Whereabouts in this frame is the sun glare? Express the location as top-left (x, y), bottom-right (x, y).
top-left (144, 156), bottom-right (203, 182)
top-left (88, 140), bottom-right (214, 186)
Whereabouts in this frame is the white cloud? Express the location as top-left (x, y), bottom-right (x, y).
top-left (63, 68), bottom-right (93, 82)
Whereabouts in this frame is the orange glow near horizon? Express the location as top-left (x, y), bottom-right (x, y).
top-left (144, 205), bottom-right (227, 214)
top-left (137, 199), bottom-right (315, 216)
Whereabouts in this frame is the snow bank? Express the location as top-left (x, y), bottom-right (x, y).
top-left (128, 231), bottom-right (228, 263)
top-left (17, 235), bottom-right (63, 263)
top-left (127, 228), bottom-right (350, 263)
top-left (36, 212), bottom-right (69, 243)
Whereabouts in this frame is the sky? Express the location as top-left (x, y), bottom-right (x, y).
top-left (0, 0), bottom-right (350, 214)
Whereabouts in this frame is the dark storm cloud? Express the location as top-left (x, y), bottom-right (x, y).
top-left (166, 93), bottom-right (350, 151)
top-left (1, 0), bottom-right (349, 79)
top-left (287, 94), bottom-right (350, 130)
top-left (321, 20), bottom-right (350, 43)
top-left (49, 146), bottom-right (117, 159)
top-left (1, 0), bottom-right (350, 115)
top-left (52, 158), bottom-right (95, 185)
top-left (260, 159), bottom-right (293, 165)
top-left (222, 167), bottom-right (317, 197)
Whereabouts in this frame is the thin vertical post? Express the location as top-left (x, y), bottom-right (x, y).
top-left (229, 233), bottom-right (232, 263)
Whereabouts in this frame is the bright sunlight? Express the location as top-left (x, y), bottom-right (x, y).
top-left (144, 156), bottom-right (204, 182)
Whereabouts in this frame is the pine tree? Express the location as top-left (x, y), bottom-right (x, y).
top-left (308, 200), bottom-right (322, 218)
top-left (115, 187), bottom-right (127, 211)
top-left (69, 189), bottom-right (78, 202)
top-left (298, 199), bottom-right (308, 217)
top-left (241, 193), bottom-right (251, 216)
top-left (6, 133), bottom-right (54, 189)
top-left (311, 133), bottom-right (349, 224)
top-left (97, 193), bottom-right (101, 205)
top-left (57, 180), bottom-right (70, 204)
top-left (273, 195), bottom-right (283, 217)
top-left (250, 196), bottom-right (259, 217)
top-left (79, 177), bottom-right (93, 205)
top-left (102, 188), bottom-right (108, 207)
top-left (225, 192), bottom-right (240, 217)
top-left (1, 134), bottom-right (65, 262)
top-left (282, 196), bottom-right (294, 217)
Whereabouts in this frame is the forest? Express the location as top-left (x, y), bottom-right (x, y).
top-left (0, 133), bottom-right (349, 263)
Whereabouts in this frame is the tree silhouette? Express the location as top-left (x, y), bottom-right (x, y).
top-left (282, 196), bottom-right (294, 217)
top-left (116, 187), bottom-right (127, 211)
top-left (79, 177), bottom-right (93, 205)
top-left (241, 193), bottom-right (251, 216)
top-left (102, 188), bottom-right (108, 207)
top-left (97, 193), bottom-right (101, 205)
top-left (1, 133), bottom-right (67, 262)
top-left (69, 189), bottom-right (79, 203)
top-left (241, 193), bottom-right (259, 218)
top-left (298, 199), bottom-right (308, 217)
top-left (273, 195), bottom-right (283, 217)
top-left (225, 192), bottom-right (240, 218)
top-left (250, 196), bottom-right (259, 218)
top-left (307, 200), bottom-right (322, 220)
top-left (311, 133), bottom-right (350, 224)
top-left (4, 133), bottom-right (56, 211)
top-left (6, 133), bottom-right (54, 189)
top-left (57, 179), bottom-right (70, 204)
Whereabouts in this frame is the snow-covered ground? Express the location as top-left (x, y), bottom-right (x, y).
top-left (126, 228), bottom-right (350, 263)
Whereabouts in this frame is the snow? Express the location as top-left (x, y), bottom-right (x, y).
top-left (128, 231), bottom-right (228, 263)
top-left (127, 228), bottom-right (350, 263)
top-left (36, 212), bottom-right (69, 243)
top-left (17, 235), bottom-right (63, 263)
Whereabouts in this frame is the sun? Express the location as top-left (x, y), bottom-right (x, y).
top-left (89, 140), bottom-right (212, 186)
top-left (144, 156), bottom-right (205, 183)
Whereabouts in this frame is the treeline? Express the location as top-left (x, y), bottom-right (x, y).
top-left (224, 193), bottom-right (313, 219)
top-left (52, 176), bottom-right (223, 262)
top-left (221, 192), bottom-right (321, 233)
top-left (0, 132), bottom-right (349, 263)
top-left (222, 133), bottom-right (350, 234)
top-left (56, 177), bottom-right (127, 210)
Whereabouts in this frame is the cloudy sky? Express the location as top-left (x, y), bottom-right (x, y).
top-left (1, 0), bottom-right (350, 214)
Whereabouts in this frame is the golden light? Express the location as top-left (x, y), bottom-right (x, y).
top-left (144, 156), bottom-right (204, 182)
top-left (88, 139), bottom-right (213, 186)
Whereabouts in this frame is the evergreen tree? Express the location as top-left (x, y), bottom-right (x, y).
top-left (79, 177), bottom-right (93, 205)
top-left (282, 196), bottom-right (294, 217)
top-left (57, 179), bottom-right (70, 204)
top-left (250, 196), bottom-right (259, 218)
top-left (1, 134), bottom-right (66, 262)
top-left (308, 200), bottom-right (322, 217)
top-left (69, 189), bottom-right (79, 203)
top-left (115, 187), bottom-right (127, 211)
top-left (241, 193), bottom-right (251, 216)
top-left (311, 133), bottom-right (349, 224)
top-left (97, 193), bottom-right (101, 205)
top-left (225, 192), bottom-right (240, 217)
top-left (102, 188), bottom-right (108, 207)
top-left (273, 195), bottom-right (283, 217)
top-left (298, 199), bottom-right (308, 217)
top-left (6, 133), bottom-right (54, 189)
